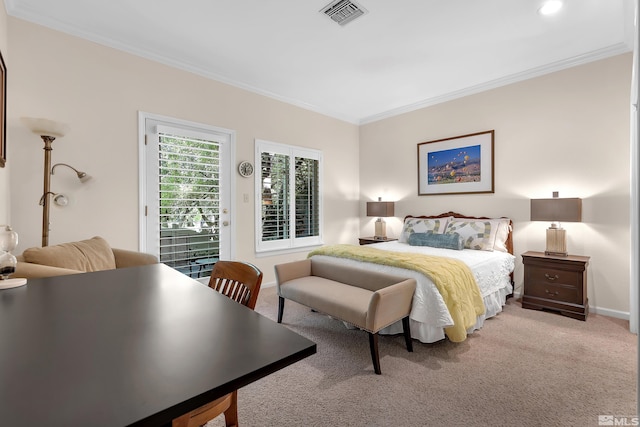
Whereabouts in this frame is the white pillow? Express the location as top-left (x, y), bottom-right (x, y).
top-left (445, 218), bottom-right (500, 251)
top-left (399, 216), bottom-right (451, 243)
top-left (493, 218), bottom-right (512, 253)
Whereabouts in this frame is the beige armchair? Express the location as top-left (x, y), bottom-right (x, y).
top-left (14, 236), bottom-right (158, 279)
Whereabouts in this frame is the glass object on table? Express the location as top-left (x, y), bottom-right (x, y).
top-left (0, 226), bottom-right (19, 280)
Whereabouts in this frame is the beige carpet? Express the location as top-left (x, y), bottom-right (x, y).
top-left (206, 286), bottom-right (637, 427)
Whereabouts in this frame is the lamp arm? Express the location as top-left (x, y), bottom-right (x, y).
top-left (39, 191), bottom-right (57, 206)
top-left (51, 163), bottom-right (90, 181)
top-left (51, 163), bottom-right (81, 175)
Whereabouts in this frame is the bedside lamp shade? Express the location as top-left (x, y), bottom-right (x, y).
top-left (530, 193), bottom-right (582, 257)
top-left (530, 198), bottom-right (582, 223)
top-left (366, 201), bottom-right (395, 218)
top-left (366, 198), bottom-right (395, 240)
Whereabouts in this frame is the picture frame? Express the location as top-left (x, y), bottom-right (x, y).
top-left (0, 49), bottom-right (5, 168)
top-left (417, 130), bottom-right (494, 196)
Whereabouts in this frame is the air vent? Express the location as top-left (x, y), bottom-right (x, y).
top-left (320, 0), bottom-right (367, 26)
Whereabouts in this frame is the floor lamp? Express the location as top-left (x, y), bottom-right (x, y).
top-left (22, 118), bottom-right (90, 247)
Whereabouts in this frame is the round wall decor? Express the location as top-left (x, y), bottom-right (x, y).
top-left (238, 161), bottom-right (254, 177)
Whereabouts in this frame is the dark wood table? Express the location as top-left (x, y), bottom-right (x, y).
top-left (0, 264), bottom-right (316, 427)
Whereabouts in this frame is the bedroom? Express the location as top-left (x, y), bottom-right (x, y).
top-left (0, 1), bottom-right (634, 323)
top-left (0, 0), bottom-right (637, 424)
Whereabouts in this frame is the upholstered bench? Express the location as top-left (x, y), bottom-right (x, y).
top-left (275, 257), bottom-right (416, 374)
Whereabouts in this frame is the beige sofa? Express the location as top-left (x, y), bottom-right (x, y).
top-left (275, 257), bottom-right (416, 374)
top-left (14, 236), bottom-right (158, 279)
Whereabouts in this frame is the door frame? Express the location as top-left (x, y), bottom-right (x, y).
top-left (137, 111), bottom-right (236, 271)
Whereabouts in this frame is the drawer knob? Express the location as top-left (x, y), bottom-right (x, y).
top-left (545, 289), bottom-right (559, 296)
top-left (544, 273), bottom-right (559, 281)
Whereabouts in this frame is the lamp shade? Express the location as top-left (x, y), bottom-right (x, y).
top-left (530, 198), bottom-right (582, 222)
top-left (21, 117), bottom-right (69, 138)
top-left (366, 201), bottom-right (395, 217)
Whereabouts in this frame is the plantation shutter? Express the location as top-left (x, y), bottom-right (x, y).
top-left (295, 157), bottom-right (320, 238)
top-left (256, 140), bottom-right (323, 252)
top-left (261, 151), bottom-right (290, 241)
top-left (156, 126), bottom-right (221, 277)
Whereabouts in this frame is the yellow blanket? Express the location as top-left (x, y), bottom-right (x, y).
top-left (308, 244), bottom-right (485, 342)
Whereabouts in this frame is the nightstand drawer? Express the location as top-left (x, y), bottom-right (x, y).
top-left (525, 280), bottom-right (580, 303)
top-left (527, 266), bottom-right (579, 289)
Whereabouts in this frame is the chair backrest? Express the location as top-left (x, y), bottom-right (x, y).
top-left (208, 260), bottom-right (263, 310)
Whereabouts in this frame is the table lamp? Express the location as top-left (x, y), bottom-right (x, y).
top-left (366, 197), bottom-right (395, 240)
top-left (530, 192), bottom-right (582, 257)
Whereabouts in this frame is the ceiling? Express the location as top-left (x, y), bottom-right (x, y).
top-left (5, 0), bottom-right (635, 124)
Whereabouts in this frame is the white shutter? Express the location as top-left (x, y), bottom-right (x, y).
top-left (255, 140), bottom-right (323, 253)
top-left (261, 151), bottom-right (290, 242)
top-left (294, 156), bottom-right (320, 238)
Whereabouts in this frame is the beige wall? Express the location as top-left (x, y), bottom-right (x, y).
top-left (4, 15), bottom-right (634, 316)
top-left (360, 53), bottom-right (633, 316)
top-left (0, 0), bottom-right (8, 224)
top-left (7, 18), bottom-right (360, 283)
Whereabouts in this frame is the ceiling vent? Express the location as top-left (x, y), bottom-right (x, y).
top-left (320, 0), bottom-right (368, 26)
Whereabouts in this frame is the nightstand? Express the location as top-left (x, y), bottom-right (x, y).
top-left (358, 237), bottom-right (397, 245)
top-left (521, 251), bottom-right (590, 321)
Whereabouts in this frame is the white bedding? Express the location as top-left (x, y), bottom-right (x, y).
top-left (311, 241), bottom-right (515, 343)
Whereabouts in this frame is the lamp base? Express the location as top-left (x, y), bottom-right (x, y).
top-left (546, 228), bottom-right (568, 257)
top-left (374, 218), bottom-right (387, 240)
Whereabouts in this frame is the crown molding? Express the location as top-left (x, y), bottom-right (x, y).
top-left (359, 42), bottom-right (633, 125)
top-left (6, 3), bottom-right (633, 127)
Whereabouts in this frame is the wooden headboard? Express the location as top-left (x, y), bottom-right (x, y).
top-left (403, 211), bottom-right (514, 256)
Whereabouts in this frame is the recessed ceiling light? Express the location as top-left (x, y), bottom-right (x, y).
top-left (538, 0), bottom-right (563, 15)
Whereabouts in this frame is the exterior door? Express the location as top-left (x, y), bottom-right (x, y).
top-left (140, 113), bottom-right (233, 281)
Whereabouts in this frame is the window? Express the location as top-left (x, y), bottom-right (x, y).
top-left (255, 139), bottom-right (322, 252)
top-left (140, 113), bottom-right (233, 280)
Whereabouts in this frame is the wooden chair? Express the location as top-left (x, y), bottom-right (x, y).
top-left (207, 260), bottom-right (263, 309)
top-left (172, 261), bottom-right (263, 427)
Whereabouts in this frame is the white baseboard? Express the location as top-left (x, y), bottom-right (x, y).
top-left (511, 291), bottom-right (630, 321)
top-left (262, 280), bottom-right (276, 289)
top-left (590, 306), bottom-right (630, 320)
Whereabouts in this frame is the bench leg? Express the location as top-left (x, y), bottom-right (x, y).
top-left (402, 316), bottom-right (413, 352)
top-left (368, 332), bottom-right (381, 375)
top-left (277, 297), bottom-right (285, 323)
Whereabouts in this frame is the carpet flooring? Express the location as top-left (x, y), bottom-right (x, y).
top-left (205, 286), bottom-right (637, 427)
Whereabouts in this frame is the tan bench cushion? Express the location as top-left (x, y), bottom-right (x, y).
top-left (279, 276), bottom-right (372, 328)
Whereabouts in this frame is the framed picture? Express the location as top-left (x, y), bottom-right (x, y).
top-left (417, 130), bottom-right (494, 196)
top-left (0, 49), bottom-right (5, 168)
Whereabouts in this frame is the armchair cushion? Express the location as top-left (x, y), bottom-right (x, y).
top-left (15, 237), bottom-right (158, 279)
top-left (22, 236), bottom-right (117, 272)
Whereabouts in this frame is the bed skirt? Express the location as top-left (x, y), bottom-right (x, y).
top-left (379, 282), bottom-right (512, 344)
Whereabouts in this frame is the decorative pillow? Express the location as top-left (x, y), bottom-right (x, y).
top-left (22, 236), bottom-right (116, 272)
top-left (408, 232), bottom-right (463, 250)
top-left (444, 219), bottom-right (499, 251)
top-left (493, 218), bottom-right (512, 253)
top-left (399, 216), bottom-right (451, 243)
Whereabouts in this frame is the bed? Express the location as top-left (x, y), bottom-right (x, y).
top-left (309, 212), bottom-right (515, 344)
